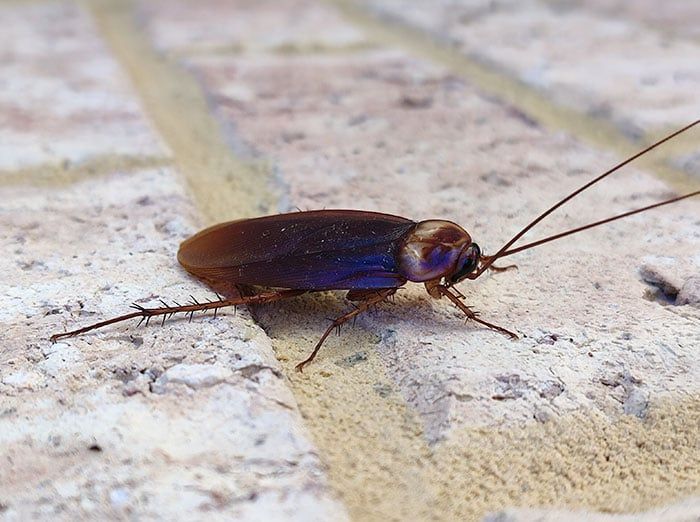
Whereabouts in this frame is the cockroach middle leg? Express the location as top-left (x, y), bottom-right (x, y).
top-left (438, 285), bottom-right (518, 339)
top-left (295, 288), bottom-right (396, 372)
top-left (50, 289), bottom-right (306, 342)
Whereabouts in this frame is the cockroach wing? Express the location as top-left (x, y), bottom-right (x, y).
top-left (177, 210), bottom-right (417, 290)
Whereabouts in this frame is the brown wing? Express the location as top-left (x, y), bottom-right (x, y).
top-left (177, 210), bottom-right (416, 290)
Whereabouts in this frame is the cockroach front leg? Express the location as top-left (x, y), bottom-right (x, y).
top-left (295, 288), bottom-right (396, 372)
top-left (50, 289), bottom-right (307, 342)
top-left (437, 285), bottom-right (518, 339)
top-left (487, 263), bottom-right (518, 273)
top-left (479, 255), bottom-right (517, 274)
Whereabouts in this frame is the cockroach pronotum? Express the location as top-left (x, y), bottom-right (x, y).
top-left (51, 121), bottom-right (700, 371)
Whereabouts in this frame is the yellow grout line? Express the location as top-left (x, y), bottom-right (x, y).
top-left (0, 155), bottom-right (170, 187)
top-left (328, 0), bottom-right (699, 193)
top-left (87, 0), bottom-right (279, 224)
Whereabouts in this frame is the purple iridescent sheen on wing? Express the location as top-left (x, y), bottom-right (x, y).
top-left (178, 210), bottom-right (416, 290)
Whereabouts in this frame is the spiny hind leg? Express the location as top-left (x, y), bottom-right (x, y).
top-left (295, 288), bottom-right (396, 372)
top-left (437, 285), bottom-right (518, 339)
top-left (50, 289), bottom-right (307, 342)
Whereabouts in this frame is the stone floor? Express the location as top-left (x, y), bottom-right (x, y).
top-left (1, 1), bottom-right (698, 520)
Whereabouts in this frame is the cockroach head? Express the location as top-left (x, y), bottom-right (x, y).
top-left (448, 242), bottom-right (481, 283)
top-left (398, 220), bottom-right (477, 282)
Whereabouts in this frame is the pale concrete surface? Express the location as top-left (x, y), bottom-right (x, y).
top-left (485, 496), bottom-right (700, 522)
top-left (140, 0), bottom-right (367, 55)
top-left (0, 1), bottom-right (167, 171)
top-left (564, 0), bottom-right (700, 40)
top-left (362, 0), bottom-right (700, 136)
top-left (2, 0), bottom-right (699, 521)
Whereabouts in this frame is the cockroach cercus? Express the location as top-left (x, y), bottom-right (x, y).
top-left (51, 121), bottom-right (700, 371)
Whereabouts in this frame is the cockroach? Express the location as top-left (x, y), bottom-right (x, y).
top-left (51, 121), bottom-right (700, 371)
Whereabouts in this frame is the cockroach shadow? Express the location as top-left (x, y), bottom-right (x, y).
top-left (257, 284), bottom-right (463, 348)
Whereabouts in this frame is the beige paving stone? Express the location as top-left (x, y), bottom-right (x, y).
top-left (485, 496), bottom-right (700, 522)
top-left (363, 0), bottom-right (700, 137)
top-left (6, 0), bottom-right (697, 519)
top-left (0, 1), bottom-right (167, 171)
top-left (560, 0), bottom-right (700, 40)
top-left (139, 0), bottom-right (368, 55)
top-left (0, 169), bottom-right (347, 520)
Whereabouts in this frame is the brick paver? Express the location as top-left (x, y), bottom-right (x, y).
top-left (2, 0), bottom-right (699, 520)
top-left (0, 2), bottom-right (167, 171)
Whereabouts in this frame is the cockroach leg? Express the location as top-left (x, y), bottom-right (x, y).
top-left (449, 285), bottom-right (466, 299)
top-left (295, 288), bottom-right (396, 372)
top-left (50, 289), bottom-right (306, 342)
top-left (487, 263), bottom-right (518, 273)
top-left (438, 286), bottom-right (518, 339)
top-left (477, 255), bottom-right (517, 274)
top-left (345, 289), bottom-right (388, 302)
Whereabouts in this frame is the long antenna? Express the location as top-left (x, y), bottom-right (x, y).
top-left (470, 119), bottom-right (700, 278)
top-left (490, 189), bottom-right (699, 259)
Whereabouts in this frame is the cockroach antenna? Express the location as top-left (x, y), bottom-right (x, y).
top-left (474, 119), bottom-right (700, 275)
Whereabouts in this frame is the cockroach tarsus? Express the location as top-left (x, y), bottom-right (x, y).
top-left (50, 120), bottom-right (700, 372)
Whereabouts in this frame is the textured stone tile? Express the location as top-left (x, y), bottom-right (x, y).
top-left (671, 149), bottom-right (700, 178)
top-left (486, 496), bottom-right (700, 522)
top-left (140, 0), bottom-right (368, 54)
top-left (0, 170), bottom-right (346, 520)
top-left (180, 45), bottom-right (700, 442)
top-left (561, 0), bottom-right (700, 40)
top-left (364, 0), bottom-right (700, 136)
top-left (5, 0), bottom-right (697, 518)
top-left (0, 1), bottom-right (167, 171)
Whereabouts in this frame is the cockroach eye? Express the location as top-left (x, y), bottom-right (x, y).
top-left (450, 243), bottom-right (481, 283)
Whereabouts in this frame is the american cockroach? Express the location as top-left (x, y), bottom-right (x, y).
top-left (51, 121), bottom-right (700, 371)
